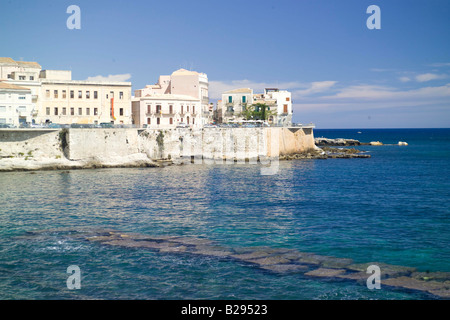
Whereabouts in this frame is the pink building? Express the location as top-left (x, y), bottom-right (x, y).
top-left (133, 69), bottom-right (210, 128)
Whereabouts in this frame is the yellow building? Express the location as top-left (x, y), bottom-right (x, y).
top-left (38, 70), bottom-right (132, 125)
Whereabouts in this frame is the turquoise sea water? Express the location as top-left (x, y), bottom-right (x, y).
top-left (0, 128), bottom-right (449, 300)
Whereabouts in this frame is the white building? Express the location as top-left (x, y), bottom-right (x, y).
top-left (221, 88), bottom-right (253, 123)
top-left (0, 82), bottom-right (34, 127)
top-left (253, 88), bottom-right (292, 126)
top-left (133, 69), bottom-right (210, 128)
top-left (219, 87), bottom-right (293, 126)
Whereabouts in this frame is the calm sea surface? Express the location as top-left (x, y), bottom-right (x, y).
top-left (0, 128), bottom-right (449, 299)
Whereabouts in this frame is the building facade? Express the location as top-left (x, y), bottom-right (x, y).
top-left (132, 94), bottom-right (201, 129)
top-left (38, 71), bottom-right (132, 125)
top-left (221, 88), bottom-right (254, 123)
top-left (0, 57), bottom-right (132, 126)
top-left (219, 87), bottom-right (293, 126)
top-left (0, 82), bottom-right (34, 127)
top-left (133, 69), bottom-right (210, 128)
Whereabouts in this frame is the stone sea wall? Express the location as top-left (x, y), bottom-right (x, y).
top-left (0, 127), bottom-right (317, 171)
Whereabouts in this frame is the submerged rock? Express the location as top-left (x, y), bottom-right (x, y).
top-left (347, 262), bottom-right (416, 278)
top-left (305, 268), bottom-right (347, 278)
top-left (383, 276), bottom-right (450, 298)
top-left (411, 271), bottom-right (450, 282)
top-left (248, 255), bottom-right (292, 266)
top-left (260, 264), bottom-right (309, 274)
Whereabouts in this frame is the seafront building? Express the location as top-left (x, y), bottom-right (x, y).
top-left (220, 88), bottom-right (254, 123)
top-left (38, 70), bottom-right (132, 125)
top-left (0, 57), bottom-right (132, 126)
top-left (132, 69), bottom-right (210, 128)
top-left (218, 87), bottom-right (293, 126)
top-left (0, 82), bottom-right (34, 126)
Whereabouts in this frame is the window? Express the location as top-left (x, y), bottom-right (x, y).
top-left (187, 116), bottom-right (189, 124)
top-left (94, 91), bottom-right (98, 99)
top-left (286, 97), bottom-right (290, 102)
top-left (70, 90), bottom-right (74, 99)
top-left (46, 90), bottom-right (50, 98)
top-left (181, 105), bottom-right (184, 114)
top-left (228, 96), bottom-right (232, 103)
top-left (147, 105), bottom-right (151, 114)
top-left (169, 105), bottom-right (173, 114)
top-left (187, 105), bottom-right (189, 112)
top-left (71, 108), bottom-right (75, 116)
top-left (54, 90), bottom-right (58, 99)
top-left (30, 76), bottom-right (34, 81)
top-left (18, 96), bottom-right (26, 100)
top-left (86, 91), bottom-right (90, 99)
top-left (62, 108), bottom-right (67, 115)
top-left (94, 108), bottom-right (98, 115)
top-left (54, 107), bottom-right (58, 116)
top-left (283, 104), bottom-right (288, 113)
top-left (62, 90), bottom-right (66, 99)
top-left (169, 118), bottom-right (173, 125)
top-left (119, 92), bottom-right (123, 99)
top-left (242, 96), bottom-right (246, 103)
top-left (46, 107), bottom-right (50, 115)
top-left (0, 106), bottom-right (6, 112)
top-left (19, 76), bottom-right (26, 80)
top-left (192, 118), bottom-right (195, 124)
top-left (78, 108), bottom-right (82, 115)
top-left (78, 91), bottom-right (82, 99)
top-left (156, 105), bottom-right (161, 113)
top-left (86, 108), bottom-right (90, 116)
top-left (7, 74), bottom-right (12, 79)
top-left (157, 118), bottom-right (160, 125)
top-left (192, 106), bottom-right (195, 114)
top-left (119, 108), bottom-right (123, 116)
top-left (147, 118), bottom-right (151, 125)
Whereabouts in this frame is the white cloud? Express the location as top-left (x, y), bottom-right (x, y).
top-left (399, 76), bottom-right (411, 82)
top-left (293, 81), bottom-right (337, 97)
top-left (415, 73), bottom-right (447, 82)
top-left (209, 79), bottom-right (337, 100)
top-left (85, 73), bottom-right (132, 82)
top-left (428, 62), bottom-right (450, 68)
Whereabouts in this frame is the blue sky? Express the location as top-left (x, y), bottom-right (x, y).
top-left (1, 0), bottom-right (449, 128)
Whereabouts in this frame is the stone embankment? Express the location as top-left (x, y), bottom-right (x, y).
top-left (0, 127), bottom-right (317, 171)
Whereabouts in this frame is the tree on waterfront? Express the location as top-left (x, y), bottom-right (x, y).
top-left (240, 103), bottom-right (275, 121)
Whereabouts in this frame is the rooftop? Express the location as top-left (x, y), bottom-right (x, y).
top-left (0, 81), bottom-right (31, 91)
top-left (224, 88), bottom-right (253, 94)
top-left (0, 57), bottom-right (41, 69)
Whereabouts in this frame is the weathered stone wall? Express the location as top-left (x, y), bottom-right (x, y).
top-left (0, 129), bottom-right (64, 160)
top-left (0, 127), bottom-right (316, 164)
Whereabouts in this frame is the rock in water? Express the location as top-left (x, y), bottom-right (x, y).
top-left (305, 268), bottom-right (347, 278)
